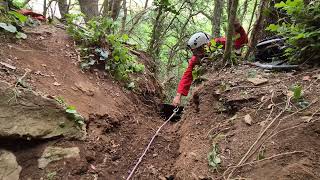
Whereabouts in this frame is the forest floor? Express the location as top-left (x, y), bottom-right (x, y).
top-left (0, 25), bottom-right (320, 180)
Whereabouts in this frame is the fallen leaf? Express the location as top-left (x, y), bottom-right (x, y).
top-left (53, 82), bottom-right (61, 86)
top-left (244, 114), bottom-right (252, 125)
top-left (302, 76), bottom-right (311, 81)
top-left (287, 90), bottom-right (294, 98)
top-left (247, 78), bottom-right (268, 86)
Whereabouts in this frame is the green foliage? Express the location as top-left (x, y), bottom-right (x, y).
top-left (66, 14), bottom-right (145, 82)
top-left (154, 0), bottom-right (179, 15)
top-left (54, 96), bottom-right (85, 127)
top-left (266, 0), bottom-right (320, 63)
top-left (208, 144), bottom-right (221, 170)
top-left (205, 39), bottom-right (224, 59)
top-left (291, 84), bottom-right (302, 101)
top-left (47, 171), bottom-right (57, 180)
top-left (289, 84), bottom-right (309, 108)
top-left (0, 9), bottom-right (27, 39)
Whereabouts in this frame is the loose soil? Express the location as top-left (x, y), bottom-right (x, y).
top-left (0, 24), bottom-right (319, 180)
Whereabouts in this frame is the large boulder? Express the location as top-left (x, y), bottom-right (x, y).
top-left (0, 81), bottom-right (85, 139)
top-left (0, 150), bottom-right (22, 180)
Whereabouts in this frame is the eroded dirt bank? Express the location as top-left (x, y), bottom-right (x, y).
top-left (0, 25), bottom-right (180, 180)
top-left (174, 66), bottom-right (320, 180)
top-left (1, 25), bottom-right (320, 180)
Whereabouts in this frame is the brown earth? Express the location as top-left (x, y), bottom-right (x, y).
top-left (174, 66), bottom-right (320, 179)
top-left (1, 24), bottom-right (320, 180)
top-left (0, 25), bottom-right (179, 180)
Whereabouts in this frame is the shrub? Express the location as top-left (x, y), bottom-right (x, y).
top-left (266, 0), bottom-right (320, 64)
top-left (66, 14), bottom-right (145, 81)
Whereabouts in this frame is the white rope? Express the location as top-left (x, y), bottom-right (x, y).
top-left (126, 108), bottom-right (179, 180)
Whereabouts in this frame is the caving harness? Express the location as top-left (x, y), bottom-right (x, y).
top-left (126, 107), bottom-right (180, 180)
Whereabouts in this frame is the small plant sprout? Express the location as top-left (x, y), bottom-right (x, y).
top-left (208, 144), bottom-right (221, 171)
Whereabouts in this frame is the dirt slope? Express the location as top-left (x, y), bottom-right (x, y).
top-left (174, 66), bottom-right (320, 179)
top-left (0, 25), bottom-right (179, 180)
top-left (1, 24), bottom-right (320, 180)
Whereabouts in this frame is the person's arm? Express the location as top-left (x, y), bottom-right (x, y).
top-left (234, 26), bottom-right (248, 49)
top-left (172, 56), bottom-right (199, 106)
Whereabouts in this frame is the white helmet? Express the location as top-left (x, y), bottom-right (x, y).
top-left (187, 32), bottom-right (211, 50)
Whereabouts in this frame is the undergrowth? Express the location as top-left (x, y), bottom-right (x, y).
top-left (0, 3), bottom-right (28, 39)
top-left (66, 14), bottom-right (145, 83)
top-left (266, 0), bottom-right (320, 64)
top-left (55, 96), bottom-right (85, 127)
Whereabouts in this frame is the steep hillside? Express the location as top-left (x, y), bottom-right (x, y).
top-left (174, 66), bottom-right (320, 179)
top-left (0, 24), bottom-right (319, 180)
top-left (0, 25), bottom-right (179, 180)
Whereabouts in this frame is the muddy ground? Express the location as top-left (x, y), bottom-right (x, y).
top-left (0, 25), bottom-right (320, 180)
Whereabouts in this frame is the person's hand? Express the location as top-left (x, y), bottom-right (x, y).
top-left (172, 93), bottom-right (182, 107)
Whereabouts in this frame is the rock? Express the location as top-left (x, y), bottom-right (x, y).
top-left (74, 81), bottom-right (95, 96)
top-left (0, 150), bottom-right (22, 180)
top-left (0, 81), bottom-right (85, 139)
top-left (53, 82), bottom-right (61, 86)
top-left (247, 78), bottom-right (268, 86)
top-left (38, 146), bottom-right (80, 169)
top-left (302, 75), bottom-right (311, 81)
top-left (244, 114), bottom-right (253, 125)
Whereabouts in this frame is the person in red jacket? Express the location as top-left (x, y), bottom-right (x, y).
top-left (172, 21), bottom-right (248, 106)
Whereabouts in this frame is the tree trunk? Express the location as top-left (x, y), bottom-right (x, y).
top-left (148, 6), bottom-right (164, 74)
top-left (102, 0), bottom-right (109, 16)
top-left (223, 0), bottom-right (239, 64)
top-left (120, 0), bottom-right (127, 33)
top-left (212, 0), bottom-right (224, 37)
top-left (247, 0), bottom-right (259, 35)
top-left (58, 0), bottom-right (68, 19)
top-left (244, 0), bottom-right (269, 60)
top-left (78, 0), bottom-right (99, 21)
top-left (239, 0), bottom-right (249, 23)
top-left (111, 0), bottom-right (123, 20)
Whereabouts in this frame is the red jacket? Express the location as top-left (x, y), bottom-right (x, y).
top-left (177, 27), bottom-right (248, 96)
top-left (215, 26), bottom-right (248, 49)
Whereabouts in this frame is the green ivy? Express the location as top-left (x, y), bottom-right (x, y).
top-left (266, 0), bottom-right (320, 64)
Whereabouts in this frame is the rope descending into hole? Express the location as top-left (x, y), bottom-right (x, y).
top-left (126, 107), bottom-right (179, 180)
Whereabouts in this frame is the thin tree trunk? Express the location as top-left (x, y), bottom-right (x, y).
top-left (148, 6), bottom-right (163, 74)
top-left (58, 0), bottom-right (68, 19)
top-left (120, 0), bottom-right (127, 33)
top-left (244, 0), bottom-right (269, 60)
top-left (101, 0), bottom-right (109, 16)
top-left (111, 0), bottom-right (122, 20)
top-left (144, 0), bottom-right (149, 9)
top-left (247, 0), bottom-right (259, 35)
top-left (43, 0), bottom-right (47, 17)
top-left (212, 0), bottom-right (224, 37)
top-left (78, 0), bottom-right (99, 21)
top-left (223, 0), bottom-right (239, 63)
top-left (240, 0), bottom-right (249, 23)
